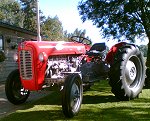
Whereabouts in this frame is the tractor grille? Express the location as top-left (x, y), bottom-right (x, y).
top-left (19, 50), bottom-right (33, 80)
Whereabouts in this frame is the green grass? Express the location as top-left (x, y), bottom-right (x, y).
top-left (1, 80), bottom-right (150, 121)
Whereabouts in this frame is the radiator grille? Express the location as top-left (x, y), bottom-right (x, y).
top-left (19, 50), bottom-right (33, 80)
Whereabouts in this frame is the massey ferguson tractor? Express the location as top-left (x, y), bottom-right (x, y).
top-left (5, 36), bottom-right (145, 118)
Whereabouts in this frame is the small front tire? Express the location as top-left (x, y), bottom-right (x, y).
top-left (5, 69), bottom-right (30, 105)
top-left (62, 73), bottom-right (83, 118)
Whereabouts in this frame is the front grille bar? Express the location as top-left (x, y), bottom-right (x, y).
top-left (19, 50), bottom-right (33, 80)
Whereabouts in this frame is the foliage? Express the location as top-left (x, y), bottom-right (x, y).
top-left (19, 0), bottom-right (37, 31)
top-left (1, 81), bottom-right (150, 121)
top-left (0, 0), bottom-right (24, 27)
top-left (0, 50), bottom-right (5, 62)
top-left (78, 0), bottom-right (150, 42)
top-left (69, 28), bottom-right (87, 38)
top-left (41, 16), bottom-right (64, 41)
top-left (64, 28), bottom-right (92, 43)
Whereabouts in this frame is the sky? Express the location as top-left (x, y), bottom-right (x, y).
top-left (38, 0), bottom-right (114, 47)
top-left (38, 0), bottom-right (148, 47)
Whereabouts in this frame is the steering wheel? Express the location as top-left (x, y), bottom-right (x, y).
top-left (70, 36), bottom-right (92, 45)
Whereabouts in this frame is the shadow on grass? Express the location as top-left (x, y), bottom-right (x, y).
top-left (82, 95), bottom-right (117, 104)
top-left (32, 91), bottom-right (62, 105)
top-left (1, 103), bottom-right (150, 121)
top-left (1, 81), bottom-right (150, 121)
top-left (79, 106), bottom-right (150, 121)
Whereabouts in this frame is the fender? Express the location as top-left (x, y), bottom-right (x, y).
top-left (105, 42), bottom-right (126, 64)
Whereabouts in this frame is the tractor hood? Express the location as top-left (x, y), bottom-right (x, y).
top-left (18, 41), bottom-right (90, 56)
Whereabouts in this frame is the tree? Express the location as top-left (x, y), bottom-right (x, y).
top-left (19, 0), bottom-right (37, 31)
top-left (19, 0), bottom-right (46, 31)
top-left (65, 28), bottom-right (92, 43)
top-left (41, 16), bottom-right (64, 41)
top-left (0, 0), bottom-right (24, 27)
top-left (78, 0), bottom-right (150, 83)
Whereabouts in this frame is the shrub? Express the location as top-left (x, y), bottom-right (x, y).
top-left (0, 50), bottom-right (6, 62)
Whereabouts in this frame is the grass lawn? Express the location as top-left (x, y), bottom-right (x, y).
top-left (1, 80), bottom-right (150, 121)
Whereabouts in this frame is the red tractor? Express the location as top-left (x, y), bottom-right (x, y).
top-left (5, 36), bottom-right (145, 118)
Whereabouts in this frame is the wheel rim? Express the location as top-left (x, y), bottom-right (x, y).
top-left (70, 82), bottom-right (81, 112)
top-left (125, 56), bottom-right (142, 87)
top-left (125, 60), bottom-right (137, 85)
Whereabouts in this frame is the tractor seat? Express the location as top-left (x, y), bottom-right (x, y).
top-left (86, 43), bottom-right (106, 56)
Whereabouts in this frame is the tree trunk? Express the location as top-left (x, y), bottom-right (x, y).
top-left (146, 42), bottom-right (150, 68)
top-left (145, 32), bottom-right (150, 88)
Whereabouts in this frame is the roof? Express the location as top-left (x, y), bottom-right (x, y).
top-left (0, 22), bottom-right (37, 36)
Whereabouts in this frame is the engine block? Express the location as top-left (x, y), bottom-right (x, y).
top-left (44, 55), bottom-right (81, 84)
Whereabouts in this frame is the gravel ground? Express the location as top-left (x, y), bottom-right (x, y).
top-left (0, 83), bottom-right (50, 119)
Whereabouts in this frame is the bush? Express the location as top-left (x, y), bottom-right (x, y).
top-left (0, 50), bottom-right (6, 62)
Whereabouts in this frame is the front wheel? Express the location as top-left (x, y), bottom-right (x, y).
top-left (109, 44), bottom-right (145, 100)
top-left (62, 73), bottom-right (83, 118)
top-left (5, 69), bottom-right (30, 105)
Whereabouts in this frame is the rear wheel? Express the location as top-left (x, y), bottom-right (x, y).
top-left (109, 44), bottom-right (145, 101)
top-left (5, 69), bottom-right (30, 105)
top-left (62, 73), bottom-right (83, 118)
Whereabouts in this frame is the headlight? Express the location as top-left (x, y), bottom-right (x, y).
top-left (13, 53), bottom-right (18, 62)
top-left (38, 52), bottom-right (48, 62)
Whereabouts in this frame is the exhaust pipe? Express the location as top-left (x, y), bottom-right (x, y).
top-left (36, 0), bottom-right (41, 41)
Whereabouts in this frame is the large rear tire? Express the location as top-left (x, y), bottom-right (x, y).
top-left (109, 44), bottom-right (145, 101)
top-left (62, 73), bottom-right (83, 118)
top-left (5, 69), bottom-right (30, 105)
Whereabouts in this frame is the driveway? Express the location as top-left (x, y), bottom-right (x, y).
top-left (0, 83), bottom-right (50, 119)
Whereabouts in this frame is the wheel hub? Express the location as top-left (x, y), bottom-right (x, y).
top-left (70, 83), bottom-right (80, 109)
top-left (125, 60), bottom-right (137, 85)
